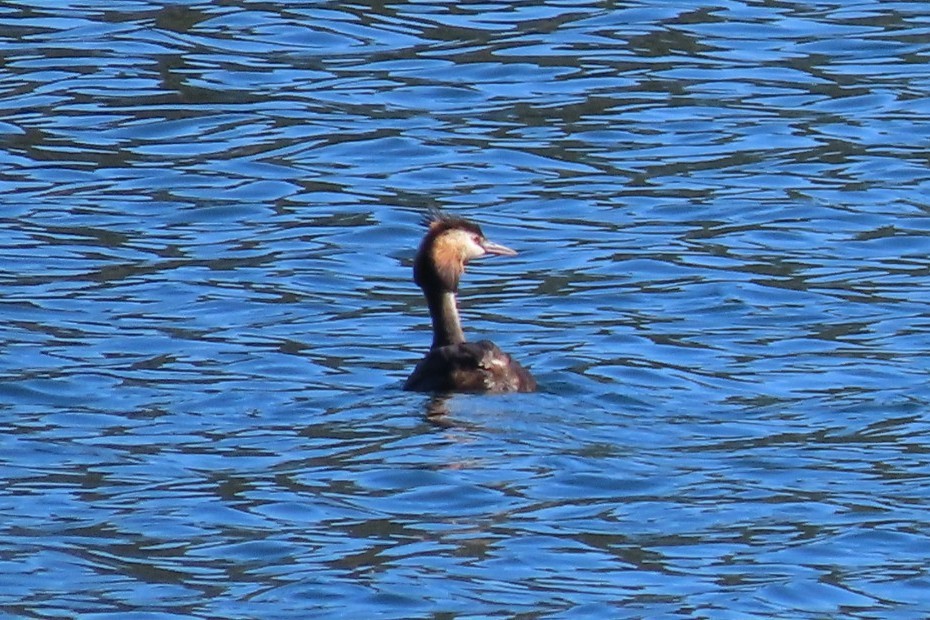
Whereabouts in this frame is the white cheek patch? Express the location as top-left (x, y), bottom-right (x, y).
top-left (446, 230), bottom-right (485, 261)
top-left (463, 235), bottom-right (486, 260)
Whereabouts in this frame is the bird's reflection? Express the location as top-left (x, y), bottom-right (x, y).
top-left (423, 394), bottom-right (455, 427)
top-left (420, 394), bottom-right (485, 434)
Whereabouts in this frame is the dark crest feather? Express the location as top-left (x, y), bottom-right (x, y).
top-left (421, 209), bottom-right (482, 236)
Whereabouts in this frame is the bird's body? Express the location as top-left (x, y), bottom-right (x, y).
top-left (403, 212), bottom-right (536, 394)
top-left (405, 340), bottom-right (535, 393)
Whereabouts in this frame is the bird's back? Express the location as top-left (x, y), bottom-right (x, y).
top-left (404, 339), bottom-right (536, 393)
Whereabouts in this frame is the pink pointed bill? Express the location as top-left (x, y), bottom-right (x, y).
top-left (481, 239), bottom-right (517, 256)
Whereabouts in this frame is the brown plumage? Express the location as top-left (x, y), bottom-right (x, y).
top-left (404, 212), bottom-right (536, 393)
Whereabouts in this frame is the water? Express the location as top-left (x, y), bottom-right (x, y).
top-left (2, 0), bottom-right (930, 617)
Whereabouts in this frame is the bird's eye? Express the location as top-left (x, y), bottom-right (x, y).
top-left (472, 234), bottom-right (482, 245)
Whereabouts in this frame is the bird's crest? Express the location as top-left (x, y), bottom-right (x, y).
top-left (421, 209), bottom-right (481, 236)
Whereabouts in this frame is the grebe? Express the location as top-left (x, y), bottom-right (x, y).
top-left (403, 212), bottom-right (536, 393)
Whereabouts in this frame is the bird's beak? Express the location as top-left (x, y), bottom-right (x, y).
top-left (481, 238), bottom-right (518, 256)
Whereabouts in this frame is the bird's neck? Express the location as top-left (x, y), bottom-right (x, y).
top-left (425, 288), bottom-right (465, 349)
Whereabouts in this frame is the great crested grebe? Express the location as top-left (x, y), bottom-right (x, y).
top-left (403, 211), bottom-right (536, 393)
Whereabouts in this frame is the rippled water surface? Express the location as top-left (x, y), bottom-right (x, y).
top-left (3, 1), bottom-right (930, 617)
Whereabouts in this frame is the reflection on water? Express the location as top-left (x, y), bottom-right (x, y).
top-left (2, 0), bottom-right (930, 617)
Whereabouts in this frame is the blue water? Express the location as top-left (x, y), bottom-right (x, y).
top-left (2, 1), bottom-right (930, 618)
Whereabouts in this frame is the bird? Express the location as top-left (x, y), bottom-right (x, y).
top-left (403, 211), bottom-right (537, 393)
